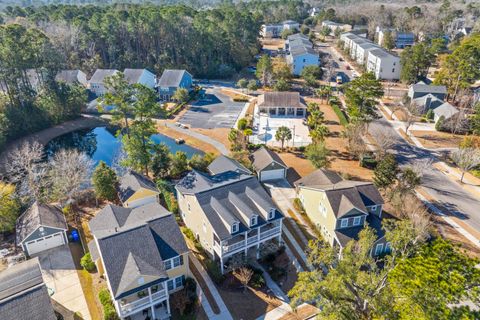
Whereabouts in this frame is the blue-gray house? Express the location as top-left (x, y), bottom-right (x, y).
top-left (156, 69), bottom-right (193, 101)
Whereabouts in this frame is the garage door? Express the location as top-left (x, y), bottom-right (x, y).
top-left (26, 232), bottom-right (65, 255)
top-left (260, 169), bottom-right (285, 181)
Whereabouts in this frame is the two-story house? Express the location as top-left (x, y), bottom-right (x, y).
top-left (295, 169), bottom-right (389, 256)
top-left (123, 68), bottom-right (156, 89)
top-left (55, 69), bottom-right (88, 87)
top-left (285, 33), bottom-right (318, 76)
top-left (156, 69), bottom-right (193, 101)
top-left (117, 170), bottom-right (160, 208)
top-left (408, 82), bottom-right (447, 101)
top-left (88, 69), bottom-right (119, 96)
top-left (88, 202), bottom-right (189, 320)
top-left (175, 160), bottom-right (283, 273)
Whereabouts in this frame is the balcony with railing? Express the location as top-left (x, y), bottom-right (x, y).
top-left (117, 283), bottom-right (168, 317)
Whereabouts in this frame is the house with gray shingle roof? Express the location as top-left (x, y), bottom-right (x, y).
top-left (285, 33), bottom-right (319, 75)
top-left (251, 147), bottom-right (288, 182)
top-left (207, 155), bottom-right (251, 176)
top-left (123, 68), bottom-right (156, 89)
top-left (55, 70), bottom-right (88, 87)
top-left (175, 169), bottom-right (283, 273)
top-left (0, 258), bottom-right (56, 320)
top-left (433, 102), bottom-right (459, 123)
top-left (257, 91), bottom-right (307, 117)
top-left (88, 202), bottom-right (189, 319)
top-left (408, 82), bottom-right (447, 100)
top-left (117, 170), bottom-right (160, 208)
top-left (156, 69), bottom-right (193, 101)
top-left (295, 169), bottom-right (389, 256)
top-left (16, 202), bottom-right (68, 256)
top-left (88, 69), bottom-right (119, 96)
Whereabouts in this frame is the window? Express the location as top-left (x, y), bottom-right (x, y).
top-left (268, 209), bottom-right (275, 220)
top-left (370, 205), bottom-right (377, 212)
top-left (175, 275), bottom-right (185, 288)
top-left (340, 219), bottom-right (348, 228)
top-left (187, 203), bottom-right (191, 211)
top-left (392, 68), bottom-right (395, 73)
top-left (251, 215), bottom-right (258, 227)
top-left (353, 216), bottom-right (361, 226)
top-left (385, 242), bottom-right (391, 253)
top-left (164, 259), bottom-right (172, 270)
top-left (375, 243), bottom-right (384, 255)
top-left (167, 279), bottom-right (174, 291)
top-left (318, 202), bottom-right (326, 217)
top-left (173, 255), bottom-right (183, 268)
top-left (231, 223), bottom-right (239, 233)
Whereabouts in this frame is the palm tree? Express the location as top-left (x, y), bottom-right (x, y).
top-left (310, 124), bottom-right (330, 143)
top-left (275, 126), bottom-right (292, 150)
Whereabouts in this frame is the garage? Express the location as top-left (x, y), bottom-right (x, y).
top-left (252, 147), bottom-right (288, 182)
top-left (260, 169), bottom-right (286, 181)
top-left (25, 232), bottom-right (65, 256)
top-left (16, 201), bottom-right (68, 256)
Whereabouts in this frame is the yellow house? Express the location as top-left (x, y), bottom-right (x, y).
top-left (87, 202), bottom-right (189, 320)
top-left (118, 170), bottom-right (160, 208)
top-left (295, 169), bottom-right (389, 256)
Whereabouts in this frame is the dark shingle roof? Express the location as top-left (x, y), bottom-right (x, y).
top-left (0, 259), bottom-right (56, 320)
top-left (368, 48), bottom-right (392, 58)
top-left (89, 204), bottom-right (188, 299)
top-left (334, 214), bottom-right (385, 248)
top-left (16, 201), bottom-right (67, 244)
top-left (157, 69), bottom-right (190, 88)
top-left (123, 69), bottom-right (152, 85)
top-left (208, 155), bottom-right (251, 175)
top-left (252, 147), bottom-right (288, 172)
top-left (118, 171), bottom-right (159, 203)
top-left (411, 83), bottom-right (447, 95)
top-left (287, 33), bottom-right (309, 41)
top-left (89, 69), bottom-right (118, 83)
top-left (294, 169), bottom-right (343, 187)
top-left (257, 92), bottom-right (305, 109)
top-left (176, 170), bottom-right (252, 194)
top-left (55, 70), bottom-right (84, 84)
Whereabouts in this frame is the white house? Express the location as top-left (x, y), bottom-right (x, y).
top-left (123, 68), bottom-right (156, 89)
top-left (261, 20), bottom-right (299, 38)
top-left (367, 49), bottom-right (401, 80)
top-left (88, 69), bottom-right (119, 96)
top-left (321, 20), bottom-right (352, 35)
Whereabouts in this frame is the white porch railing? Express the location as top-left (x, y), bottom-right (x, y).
top-left (119, 288), bottom-right (168, 316)
top-left (214, 226), bottom-right (282, 255)
top-left (260, 226), bottom-right (281, 240)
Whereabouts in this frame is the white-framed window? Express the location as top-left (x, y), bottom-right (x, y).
top-left (167, 279), bottom-right (174, 291)
top-left (231, 223), bottom-right (239, 233)
top-left (164, 259), bottom-right (172, 270)
top-left (370, 205), bottom-right (377, 212)
top-left (353, 216), bottom-right (361, 226)
top-left (187, 203), bottom-right (191, 211)
top-left (268, 209), bottom-right (275, 220)
top-left (340, 218), bottom-right (348, 228)
top-left (173, 255), bottom-right (183, 268)
top-left (175, 275), bottom-right (185, 288)
top-left (375, 243), bottom-right (384, 255)
top-left (251, 215), bottom-right (258, 227)
top-left (385, 242), bottom-right (391, 253)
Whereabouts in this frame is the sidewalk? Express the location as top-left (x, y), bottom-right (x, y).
top-left (189, 253), bottom-right (233, 320)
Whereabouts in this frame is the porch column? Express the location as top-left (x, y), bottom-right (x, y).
top-left (220, 257), bottom-right (224, 274)
top-left (256, 243), bottom-right (260, 259)
top-left (166, 296), bottom-right (171, 315)
top-left (148, 287), bottom-right (156, 319)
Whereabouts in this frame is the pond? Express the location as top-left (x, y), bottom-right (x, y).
top-left (45, 126), bottom-right (203, 166)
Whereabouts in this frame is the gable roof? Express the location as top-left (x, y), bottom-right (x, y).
top-left (157, 69), bottom-right (190, 88)
top-left (177, 173), bottom-right (281, 240)
top-left (16, 202), bottom-right (67, 245)
top-left (89, 69), bottom-right (118, 83)
top-left (176, 170), bottom-right (252, 194)
top-left (118, 171), bottom-right (159, 203)
top-left (411, 83), bottom-right (447, 95)
top-left (334, 214), bottom-right (385, 248)
top-left (369, 48), bottom-right (394, 59)
top-left (0, 258), bottom-right (56, 320)
top-left (89, 203), bottom-right (188, 299)
top-left (257, 92), bottom-right (305, 108)
top-left (123, 68), bottom-right (151, 84)
top-left (433, 102), bottom-right (459, 119)
top-left (412, 94), bottom-right (444, 109)
top-left (294, 169), bottom-right (343, 187)
top-left (208, 155), bottom-right (251, 175)
top-left (55, 70), bottom-right (85, 84)
top-left (290, 45), bottom-right (317, 57)
top-left (287, 33), bottom-right (309, 41)
top-left (252, 147), bottom-right (287, 172)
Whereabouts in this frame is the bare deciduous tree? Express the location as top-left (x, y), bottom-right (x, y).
top-left (5, 141), bottom-right (47, 202)
top-left (343, 122), bottom-right (367, 160)
top-left (171, 289), bottom-right (189, 316)
top-left (404, 103), bottom-right (420, 135)
top-left (235, 266), bottom-right (254, 293)
top-left (48, 149), bottom-right (94, 204)
top-left (451, 148), bottom-right (480, 183)
top-left (410, 158), bottom-right (433, 181)
top-left (375, 131), bottom-right (396, 158)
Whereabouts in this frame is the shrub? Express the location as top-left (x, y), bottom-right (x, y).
top-left (237, 118), bottom-right (248, 130)
top-left (360, 157), bottom-right (377, 169)
top-left (233, 95), bottom-right (249, 102)
top-left (80, 253), bottom-right (96, 272)
top-left (250, 273), bottom-right (266, 288)
top-left (181, 227), bottom-right (196, 242)
top-left (426, 109), bottom-right (434, 120)
top-left (98, 289), bottom-right (111, 306)
top-left (205, 260), bottom-right (225, 284)
top-left (435, 115), bottom-right (445, 131)
top-left (293, 198), bottom-right (305, 213)
top-left (269, 266), bottom-right (287, 281)
top-left (330, 102), bottom-right (349, 126)
top-left (103, 304), bottom-right (118, 320)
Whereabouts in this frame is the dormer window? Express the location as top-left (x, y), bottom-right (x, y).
top-left (251, 215), bottom-right (258, 227)
top-left (268, 209), bottom-right (275, 220)
top-left (353, 216), bottom-right (361, 226)
top-left (231, 223), bottom-right (239, 234)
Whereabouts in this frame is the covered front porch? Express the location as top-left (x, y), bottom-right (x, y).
top-left (126, 300), bottom-right (170, 320)
top-left (116, 283), bottom-right (169, 319)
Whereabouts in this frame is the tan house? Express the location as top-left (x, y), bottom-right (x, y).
top-left (175, 157), bottom-right (283, 273)
top-left (88, 202), bottom-right (189, 320)
top-left (257, 92), bottom-right (307, 117)
top-left (118, 171), bottom-right (160, 208)
top-left (295, 169), bottom-right (389, 256)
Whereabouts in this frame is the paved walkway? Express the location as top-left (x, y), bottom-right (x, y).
top-left (164, 122), bottom-right (229, 155)
top-left (189, 253), bottom-right (233, 320)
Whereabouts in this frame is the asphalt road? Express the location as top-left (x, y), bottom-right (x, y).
top-left (369, 114), bottom-right (480, 237)
top-left (316, 42), bottom-right (356, 83)
top-left (179, 87), bottom-right (245, 129)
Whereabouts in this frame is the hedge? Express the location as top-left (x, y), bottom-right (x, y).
top-left (98, 289), bottom-right (119, 320)
top-left (330, 103), bottom-right (349, 126)
top-left (80, 253), bottom-right (96, 272)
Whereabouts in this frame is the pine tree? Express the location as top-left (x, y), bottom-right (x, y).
top-left (91, 161), bottom-right (118, 201)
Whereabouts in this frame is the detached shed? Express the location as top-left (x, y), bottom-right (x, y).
top-left (252, 147), bottom-right (288, 182)
top-left (16, 202), bottom-right (68, 256)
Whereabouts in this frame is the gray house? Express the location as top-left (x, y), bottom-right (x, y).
top-left (408, 82), bottom-right (447, 100)
top-left (0, 258), bottom-right (56, 320)
top-left (55, 70), bottom-right (88, 87)
top-left (16, 202), bottom-right (68, 256)
top-left (156, 69), bottom-right (193, 101)
top-left (207, 155), bottom-right (251, 176)
top-left (252, 147), bottom-right (288, 181)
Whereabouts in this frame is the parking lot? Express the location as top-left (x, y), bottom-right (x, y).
top-left (179, 87), bottom-right (246, 129)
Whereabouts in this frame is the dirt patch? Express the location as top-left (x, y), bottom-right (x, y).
top-left (410, 130), bottom-right (463, 149)
top-left (218, 273), bottom-right (282, 320)
top-left (156, 122), bottom-right (221, 155)
top-left (261, 38), bottom-right (285, 50)
top-left (279, 304), bottom-right (320, 320)
top-left (191, 128), bottom-right (232, 151)
top-left (268, 251), bottom-right (298, 294)
top-left (279, 152), bottom-right (316, 178)
top-left (220, 89), bottom-right (251, 101)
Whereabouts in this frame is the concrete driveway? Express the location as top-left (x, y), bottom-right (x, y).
top-left (37, 245), bottom-right (91, 320)
top-left (179, 87), bottom-right (246, 129)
